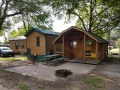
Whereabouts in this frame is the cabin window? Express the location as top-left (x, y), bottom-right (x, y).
top-left (36, 36), bottom-right (40, 46)
top-left (70, 41), bottom-right (77, 48)
top-left (15, 41), bottom-right (19, 49)
top-left (20, 44), bottom-right (24, 48)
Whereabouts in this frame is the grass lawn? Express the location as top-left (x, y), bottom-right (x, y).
top-left (0, 55), bottom-right (28, 61)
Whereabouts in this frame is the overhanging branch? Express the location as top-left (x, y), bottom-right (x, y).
top-left (6, 12), bottom-right (23, 17)
top-left (72, 11), bottom-right (87, 31)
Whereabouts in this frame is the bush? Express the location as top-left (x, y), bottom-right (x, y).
top-left (104, 57), bottom-right (114, 63)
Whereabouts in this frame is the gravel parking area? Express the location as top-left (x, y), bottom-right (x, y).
top-left (0, 85), bottom-right (13, 90)
top-left (103, 64), bottom-right (120, 78)
top-left (6, 62), bottom-right (96, 81)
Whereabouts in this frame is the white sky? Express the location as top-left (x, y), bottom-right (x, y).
top-left (0, 19), bottom-right (76, 43)
top-left (52, 19), bottom-right (76, 32)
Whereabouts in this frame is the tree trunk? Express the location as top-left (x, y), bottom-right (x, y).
top-left (88, 0), bottom-right (93, 33)
top-left (0, 17), bottom-right (6, 30)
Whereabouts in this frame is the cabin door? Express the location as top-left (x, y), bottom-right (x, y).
top-left (66, 40), bottom-right (82, 59)
top-left (27, 48), bottom-right (31, 57)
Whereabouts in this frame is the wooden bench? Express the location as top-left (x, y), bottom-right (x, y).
top-left (52, 56), bottom-right (64, 65)
top-left (41, 58), bottom-right (49, 65)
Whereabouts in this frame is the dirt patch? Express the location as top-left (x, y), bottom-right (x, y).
top-left (0, 59), bottom-right (120, 90)
top-left (0, 60), bottom-right (32, 69)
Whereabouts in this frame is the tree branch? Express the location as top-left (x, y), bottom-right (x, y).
top-left (92, 16), bottom-right (103, 31)
top-left (72, 11), bottom-right (87, 31)
top-left (0, 0), bottom-right (5, 8)
top-left (94, 8), bottom-right (107, 18)
top-left (3, 0), bottom-right (12, 17)
top-left (89, 0), bottom-right (94, 32)
top-left (6, 12), bottom-right (23, 17)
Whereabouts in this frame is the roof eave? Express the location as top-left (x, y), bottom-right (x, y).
top-left (52, 26), bottom-right (102, 44)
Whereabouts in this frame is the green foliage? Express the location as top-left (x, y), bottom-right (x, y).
top-left (0, 57), bottom-right (28, 61)
top-left (10, 30), bottom-right (18, 38)
top-left (0, 30), bottom-right (4, 36)
top-left (104, 57), bottom-right (114, 63)
top-left (0, 0), bottom-right (52, 31)
top-left (19, 84), bottom-right (30, 90)
top-left (10, 25), bottom-right (52, 39)
top-left (110, 30), bottom-right (120, 40)
top-left (51, 0), bottom-right (120, 37)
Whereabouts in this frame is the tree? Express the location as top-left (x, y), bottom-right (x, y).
top-left (0, 0), bottom-right (52, 31)
top-left (50, 0), bottom-right (120, 35)
top-left (10, 30), bottom-right (18, 38)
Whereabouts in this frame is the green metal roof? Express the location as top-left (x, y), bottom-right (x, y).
top-left (25, 27), bottom-right (59, 36)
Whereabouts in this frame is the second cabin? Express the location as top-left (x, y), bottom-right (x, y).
top-left (53, 26), bottom-right (108, 64)
top-left (25, 27), bottom-right (59, 60)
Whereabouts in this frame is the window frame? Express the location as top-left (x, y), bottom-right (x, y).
top-left (70, 41), bottom-right (77, 48)
top-left (36, 36), bottom-right (40, 47)
top-left (15, 41), bottom-right (19, 49)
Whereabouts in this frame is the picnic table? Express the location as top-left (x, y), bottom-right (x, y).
top-left (42, 54), bottom-right (64, 65)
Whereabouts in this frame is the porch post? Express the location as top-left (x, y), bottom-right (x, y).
top-left (54, 44), bottom-right (56, 54)
top-left (62, 35), bottom-right (64, 57)
top-left (96, 41), bottom-right (98, 61)
top-left (84, 34), bottom-right (86, 61)
top-left (107, 43), bottom-right (108, 56)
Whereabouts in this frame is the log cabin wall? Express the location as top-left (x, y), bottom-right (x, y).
top-left (27, 31), bottom-right (46, 55)
top-left (64, 29), bottom-right (84, 59)
top-left (53, 26), bottom-right (108, 64)
top-left (97, 43), bottom-right (102, 61)
top-left (85, 35), bottom-right (96, 60)
top-left (46, 35), bottom-right (58, 54)
top-left (101, 43), bottom-right (107, 60)
top-left (10, 39), bottom-right (26, 54)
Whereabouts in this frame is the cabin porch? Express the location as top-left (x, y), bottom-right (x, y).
top-left (53, 28), bottom-right (108, 64)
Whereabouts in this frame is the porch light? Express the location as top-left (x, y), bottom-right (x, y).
top-left (87, 39), bottom-right (93, 45)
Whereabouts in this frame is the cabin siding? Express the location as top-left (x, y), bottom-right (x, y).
top-left (27, 31), bottom-right (46, 55)
top-left (46, 35), bottom-right (58, 54)
top-left (53, 26), bottom-right (108, 64)
top-left (10, 39), bottom-right (26, 54)
top-left (64, 30), bottom-right (84, 59)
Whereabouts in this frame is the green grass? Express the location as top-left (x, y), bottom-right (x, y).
top-left (19, 84), bottom-right (30, 90)
top-left (0, 56), bottom-right (28, 61)
top-left (82, 76), bottom-right (105, 89)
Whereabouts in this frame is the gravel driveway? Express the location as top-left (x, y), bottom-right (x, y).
top-left (103, 64), bottom-right (120, 78)
top-left (6, 62), bottom-right (96, 81)
top-left (0, 85), bottom-right (13, 90)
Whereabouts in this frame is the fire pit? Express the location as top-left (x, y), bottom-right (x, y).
top-left (55, 69), bottom-right (72, 77)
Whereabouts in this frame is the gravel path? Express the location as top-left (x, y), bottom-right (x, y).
top-left (6, 62), bottom-right (96, 81)
top-left (103, 64), bottom-right (120, 78)
top-left (0, 85), bottom-right (13, 90)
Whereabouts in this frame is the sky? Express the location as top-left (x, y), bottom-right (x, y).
top-left (0, 19), bottom-right (76, 43)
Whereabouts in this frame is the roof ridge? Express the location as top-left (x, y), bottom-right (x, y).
top-left (25, 27), bottom-right (59, 36)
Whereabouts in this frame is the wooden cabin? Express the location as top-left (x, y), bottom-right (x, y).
top-left (25, 27), bottom-right (59, 60)
top-left (9, 36), bottom-right (27, 54)
top-left (53, 26), bottom-right (108, 64)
